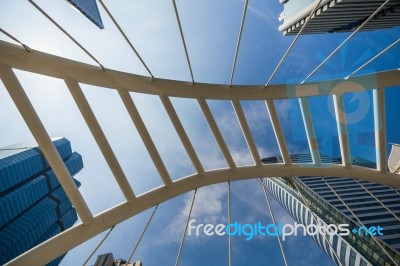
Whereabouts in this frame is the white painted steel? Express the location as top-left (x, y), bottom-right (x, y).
top-left (0, 65), bottom-right (94, 224)
top-left (265, 99), bottom-right (291, 165)
top-left (1, 41), bottom-right (399, 100)
top-left (232, 99), bottom-right (262, 166)
top-left (299, 98), bottom-right (321, 164)
top-left (66, 79), bottom-right (137, 201)
top-left (1, 40), bottom-right (400, 265)
top-left (373, 89), bottom-right (387, 172)
top-left (5, 164), bottom-right (400, 265)
top-left (198, 99), bottom-right (236, 169)
top-left (160, 95), bottom-right (204, 174)
top-left (98, 0), bottom-right (154, 79)
top-left (333, 94), bottom-right (351, 167)
top-left (119, 90), bottom-right (172, 186)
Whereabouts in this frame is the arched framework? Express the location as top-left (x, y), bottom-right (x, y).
top-left (1, 40), bottom-right (400, 265)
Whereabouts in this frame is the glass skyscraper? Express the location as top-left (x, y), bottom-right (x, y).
top-left (262, 154), bottom-right (400, 266)
top-left (0, 138), bottom-right (83, 265)
top-left (66, 0), bottom-right (104, 29)
top-left (278, 0), bottom-right (400, 35)
top-left (93, 253), bottom-right (143, 266)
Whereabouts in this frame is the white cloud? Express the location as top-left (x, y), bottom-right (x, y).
top-left (191, 185), bottom-right (227, 223)
top-left (155, 184), bottom-right (227, 245)
top-left (247, 2), bottom-right (277, 24)
top-left (231, 149), bottom-right (254, 165)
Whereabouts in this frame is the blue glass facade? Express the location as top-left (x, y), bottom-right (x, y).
top-left (66, 0), bottom-right (104, 29)
top-left (265, 178), bottom-right (373, 266)
top-left (278, 0), bottom-right (400, 35)
top-left (281, 0), bottom-right (314, 24)
top-left (0, 138), bottom-right (83, 265)
top-left (262, 154), bottom-right (400, 266)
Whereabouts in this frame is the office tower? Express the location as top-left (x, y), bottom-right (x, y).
top-left (66, 0), bottom-right (104, 29)
top-left (0, 138), bottom-right (83, 265)
top-left (94, 253), bottom-right (143, 266)
top-left (278, 0), bottom-right (400, 35)
top-left (262, 154), bottom-right (400, 266)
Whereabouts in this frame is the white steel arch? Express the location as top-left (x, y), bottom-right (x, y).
top-left (1, 39), bottom-right (400, 265)
top-left (1, 41), bottom-right (400, 100)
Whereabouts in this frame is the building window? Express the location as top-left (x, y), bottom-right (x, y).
top-left (301, 207), bottom-right (306, 223)
top-left (349, 249), bottom-right (356, 266)
top-left (340, 241), bottom-right (347, 264)
top-left (360, 258), bottom-right (368, 266)
top-left (332, 234), bottom-right (338, 252)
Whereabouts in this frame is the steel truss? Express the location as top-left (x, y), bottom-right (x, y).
top-left (1, 40), bottom-right (400, 265)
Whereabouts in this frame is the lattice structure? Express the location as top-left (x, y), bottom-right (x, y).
top-left (0, 0), bottom-right (400, 265)
top-left (1, 40), bottom-right (399, 265)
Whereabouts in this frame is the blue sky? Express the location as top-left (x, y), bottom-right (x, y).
top-left (1, 0), bottom-right (400, 265)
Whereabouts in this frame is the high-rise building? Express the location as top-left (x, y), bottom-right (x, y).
top-left (94, 253), bottom-right (142, 266)
top-left (66, 0), bottom-right (104, 29)
top-left (0, 137), bottom-right (83, 265)
top-left (262, 154), bottom-right (400, 266)
top-left (278, 0), bottom-right (400, 35)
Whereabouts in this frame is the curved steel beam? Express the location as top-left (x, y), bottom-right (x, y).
top-left (2, 40), bottom-right (400, 265)
top-left (6, 164), bottom-right (400, 266)
top-left (0, 41), bottom-right (399, 100)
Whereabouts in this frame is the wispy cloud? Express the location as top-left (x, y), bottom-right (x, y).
top-left (155, 184), bottom-right (227, 245)
top-left (247, 2), bottom-right (277, 24)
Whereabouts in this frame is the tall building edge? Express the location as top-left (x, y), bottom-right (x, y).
top-left (262, 154), bottom-right (400, 266)
top-left (278, 0), bottom-right (400, 35)
top-left (0, 137), bottom-right (84, 265)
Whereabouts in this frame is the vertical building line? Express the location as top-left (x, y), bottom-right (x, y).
top-left (260, 179), bottom-right (289, 266)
